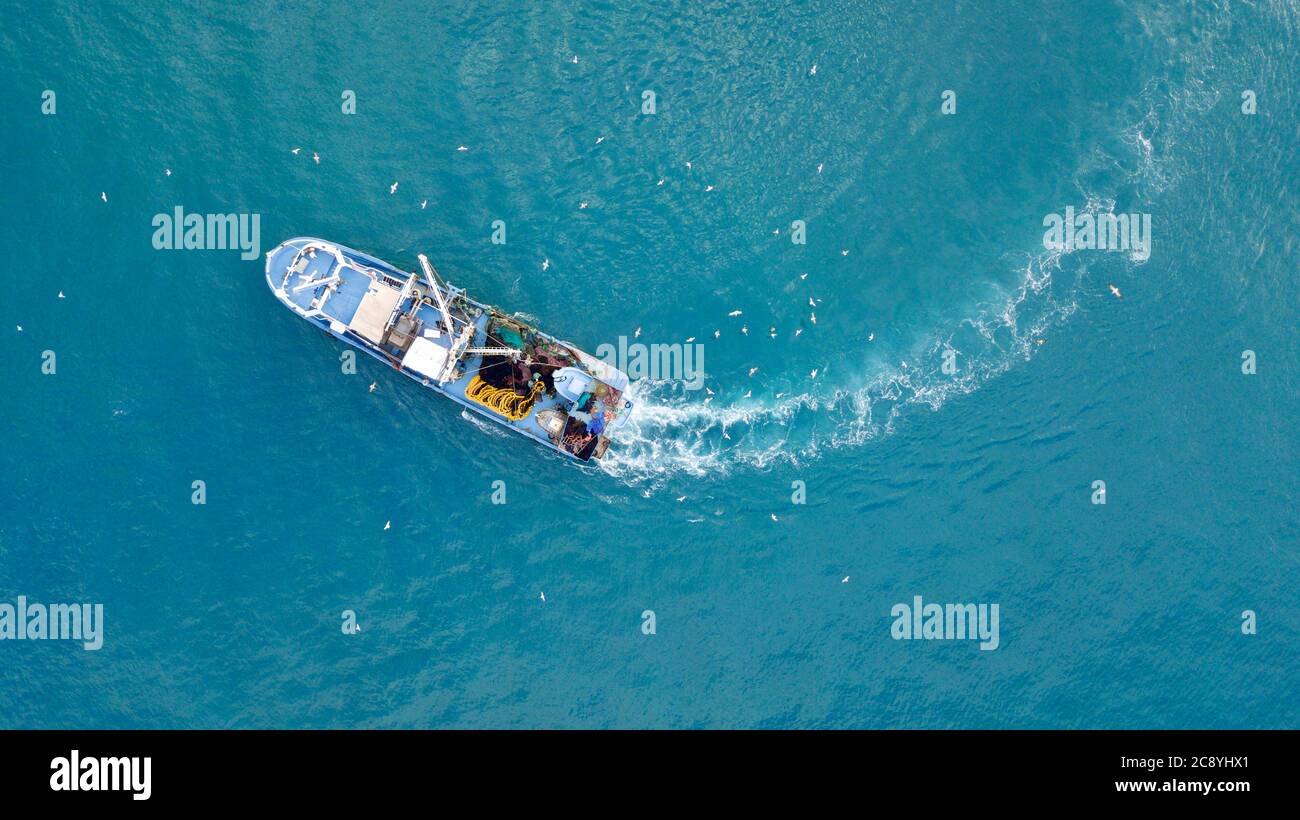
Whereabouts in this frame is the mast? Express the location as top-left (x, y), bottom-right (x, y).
top-left (418, 254), bottom-right (457, 339)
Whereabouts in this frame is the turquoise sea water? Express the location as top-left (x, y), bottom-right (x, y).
top-left (2, 1), bottom-right (1297, 728)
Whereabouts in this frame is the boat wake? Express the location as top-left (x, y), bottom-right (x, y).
top-left (600, 2), bottom-right (1255, 488)
top-left (599, 240), bottom-right (1086, 486)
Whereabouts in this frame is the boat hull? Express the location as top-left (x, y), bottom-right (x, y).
top-left (265, 237), bottom-right (632, 462)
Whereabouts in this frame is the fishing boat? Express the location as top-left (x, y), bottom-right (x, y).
top-left (265, 237), bottom-right (634, 462)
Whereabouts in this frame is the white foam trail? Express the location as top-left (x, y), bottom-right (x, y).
top-left (600, 239), bottom-right (1085, 486)
top-left (460, 409), bottom-right (510, 438)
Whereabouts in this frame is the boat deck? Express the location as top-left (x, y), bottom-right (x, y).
top-left (265, 238), bottom-right (622, 459)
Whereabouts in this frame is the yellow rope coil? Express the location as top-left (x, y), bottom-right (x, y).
top-left (466, 376), bottom-right (543, 421)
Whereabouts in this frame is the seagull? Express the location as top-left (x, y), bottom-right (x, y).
top-left (728, 310), bottom-right (742, 317)
top-left (841, 249), bottom-right (849, 256)
top-left (810, 368), bottom-right (819, 379)
top-left (100, 192), bottom-right (107, 202)
top-left (164, 168), bottom-right (171, 176)
top-left (748, 367), bottom-right (758, 377)
top-left (634, 327), bottom-right (641, 338)
top-left (369, 382), bottom-right (378, 393)
top-left (420, 199), bottom-right (428, 210)
top-left (808, 297), bottom-right (817, 307)
top-left (723, 429), bottom-right (731, 440)
top-left (868, 332), bottom-right (874, 341)
top-left (57, 291), bottom-right (65, 299)
top-left (743, 389), bottom-right (752, 398)
top-left (676, 495), bottom-right (686, 502)
top-left (703, 396), bottom-right (713, 406)
top-left (770, 513), bottom-right (779, 522)
top-left (1108, 283), bottom-right (1123, 298)
top-left (571, 54), bottom-right (579, 63)
top-left (657, 178), bottom-right (665, 186)
top-left (685, 161), bottom-right (692, 169)
top-left (705, 184), bottom-right (714, 192)
top-left (810, 312), bottom-right (817, 325)
top-left (312, 152), bottom-right (320, 164)
top-left (291, 147), bottom-right (301, 154)
top-left (579, 202), bottom-right (588, 209)
top-left (713, 329), bottom-right (720, 338)
top-left (842, 576), bottom-right (850, 584)
top-left (901, 361), bottom-right (909, 369)
top-left (1035, 338), bottom-right (1046, 345)
top-left (810, 64), bottom-right (818, 75)
top-left (540, 591), bottom-right (547, 602)
top-left (389, 182), bottom-right (398, 194)
top-left (595, 135), bottom-right (605, 145)
top-left (740, 325), bottom-right (748, 335)
top-left (769, 327), bottom-right (776, 338)
top-left (541, 258), bottom-right (550, 271)
top-left (817, 163), bottom-right (824, 174)
top-left (383, 520), bottom-right (391, 531)
top-left (705, 386), bottom-right (715, 395)
top-left (799, 273), bottom-right (808, 280)
top-left (457, 145), bottom-right (468, 152)
top-left (794, 328), bottom-right (803, 338)
top-left (772, 228), bottom-right (781, 235)
top-left (685, 336), bottom-right (695, 343)
top-left (15, 325), bottom-right (22, 332)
